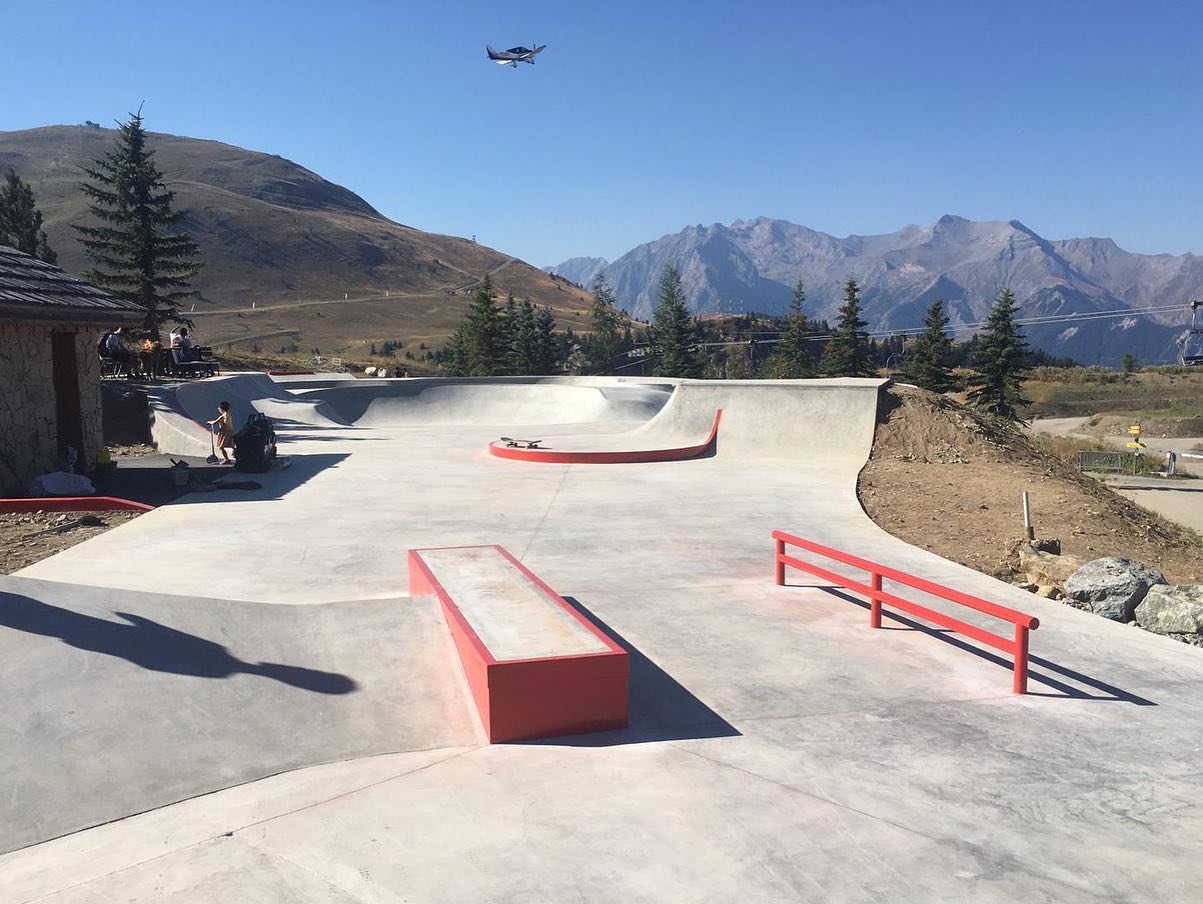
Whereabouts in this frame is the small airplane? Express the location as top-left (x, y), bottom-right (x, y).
top-left (486, 43), bottom-right (546, 67)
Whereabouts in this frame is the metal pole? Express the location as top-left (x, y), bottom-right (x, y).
top-left (1022, 491), bottom-right (1035, 542)
top-left (1013, 625), bottom-right (1030, 694)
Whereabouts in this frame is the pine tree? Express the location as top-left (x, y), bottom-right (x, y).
top-left (902, 298), bottom-right (954, 392)
top-left (967, 288), bottom-right (1030, 421)
top-left (506, 297), bottom-right (538, 374)
top-left (820, 277), bottom-right (874, 377)
top-left (443, 326), bottom-right (471, 376)
top-left (768, 280), bottom-right (816, 378)
top-left (588, 275), bottom-right (624, 373)
top-left (651, 265), bottom-right (699, 377)
top-left (498, 293), bottom-right (518, 374)
top-left (75, 111), bottom-right (202, 336)
top-left (0, 169), bottom-right (57, 263)
top-left (448, 274), bottom-right (502, 375)
top-left (531, 305), bottom-right (558, 373)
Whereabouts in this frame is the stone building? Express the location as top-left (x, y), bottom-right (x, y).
top-left (0, 245), bottom-right (143, 495)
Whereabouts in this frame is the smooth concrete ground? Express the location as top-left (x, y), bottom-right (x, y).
top-left (5, 378), bottom-right (1203, 902)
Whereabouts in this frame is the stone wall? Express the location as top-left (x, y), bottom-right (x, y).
top-left (0, 321), bottom-right (107, 495)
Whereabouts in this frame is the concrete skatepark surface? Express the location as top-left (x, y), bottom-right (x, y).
top-left (5, 375), bottom-right (1203, 901)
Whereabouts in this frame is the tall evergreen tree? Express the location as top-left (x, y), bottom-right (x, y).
top-left (448, 274), bottom-right (502, 375)
top-left (768, 280), bottom-right (816, 378)
top-left (506, 297), bottom-right (538, 374)
top-left (820, 277), bottom-right (874, 377)
top-left (967, 288), bottom-right (1030, 421)
top-left (588, 275), bottom-right (625, 373)
top-left (0, 170), bottom-right (57, 263)
top-left (651, 264), bottom-right (699, 377)
top-left (903, 298), bottom-right (954, 392)
top-left (498, 293), bottom-right (519, 374)
top-left (443, 326), bottom-right (471, 376)
top-left (531, 305), bottom-right (559, 373)
top-left (75, 111), bottom-right (202, 336)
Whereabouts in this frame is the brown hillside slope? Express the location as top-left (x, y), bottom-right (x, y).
top-left (858, 386), bottom-right (1202, 584)
top-left (0, 125), bottom-right (592, 351)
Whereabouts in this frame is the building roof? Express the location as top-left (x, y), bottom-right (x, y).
top-left (0, 244), bottom-right (144, 325)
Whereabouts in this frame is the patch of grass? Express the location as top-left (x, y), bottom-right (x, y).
top-left (1022, 366), bottom-right (1203, 418)
top-left (1031, 432), bottom-right (1113, 463)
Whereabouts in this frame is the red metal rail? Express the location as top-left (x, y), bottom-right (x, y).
top-left (0, 496), bottom-right (154, 513)
top-left (773, 530), bottom-right (1039, 694)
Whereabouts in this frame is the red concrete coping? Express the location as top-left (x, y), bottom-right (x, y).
top-left (0, 496), bottom-right (154, 513)
top-left (488, 409), bottom-right (722, 464)
top-left (408, 544), bottom-right (629, 743)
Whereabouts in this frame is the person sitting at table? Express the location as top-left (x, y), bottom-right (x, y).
top-left (102, 326), bottom-right (139, 376)
top-left (173, 326), bottom-right (203, 361)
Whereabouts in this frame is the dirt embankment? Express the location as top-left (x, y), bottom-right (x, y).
top-left (2, 510), bottom-right (144, 574)
top-left (858, 386), bottom-right (1203, 584)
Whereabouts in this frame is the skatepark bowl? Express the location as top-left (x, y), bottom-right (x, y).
top-left (4, 373), bottom-right (1203, 902)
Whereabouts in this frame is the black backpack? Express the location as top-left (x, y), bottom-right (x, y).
top-left (233, 413), bottom-right (277, 472)
top-left (98, 332), bottom-right (115, 356)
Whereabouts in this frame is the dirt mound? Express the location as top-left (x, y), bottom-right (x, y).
top-left (859, 386), bottom-right (1202, 584)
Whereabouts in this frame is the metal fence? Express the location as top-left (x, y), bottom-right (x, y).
top-left (1075, 450), bottom-right (1151, 475)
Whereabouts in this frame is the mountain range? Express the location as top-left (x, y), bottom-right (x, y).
top-left (0, 125), bottom-right (592, 355)
top-left (548, 216), bottom-right (1202, 365)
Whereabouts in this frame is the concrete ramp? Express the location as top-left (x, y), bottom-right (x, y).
top-left (150, 375), bottom-right (675, 456)
top-left (485, 378), bottom-right (885, 464)
top-left (640, 378), bottom-right (884, 461)
top-left (149, 373), bottom-right (350, 457)
top-left (299, 378), bottom-right (669, 427)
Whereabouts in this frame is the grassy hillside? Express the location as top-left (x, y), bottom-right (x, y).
top-left (0, 125), bottom-right (592, 353)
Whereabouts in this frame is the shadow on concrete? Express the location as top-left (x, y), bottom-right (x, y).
top-left (518, 596), bottom-right (741, 747)
top-left (0, 591), bottom-right (358, 695)
top-left (821, 588), bottom-right (1156, 706)
top-left (95, 453), bottom-right (350, 506)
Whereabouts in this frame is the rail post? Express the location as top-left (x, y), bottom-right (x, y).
top-left (1013, 624), bottom-right (1030, 694)
top-left (870, 571), bottom-right (882, 628)
top-left (775, 537), bottom-right (786, 586)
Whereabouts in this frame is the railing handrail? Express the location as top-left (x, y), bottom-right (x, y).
top-left (773, 530), bottom-right (1039, 694)
top-left (772, 530), bottom-right (1038, 629)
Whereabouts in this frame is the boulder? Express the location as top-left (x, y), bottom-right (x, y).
top-left (1135, 585), bottom-right (1203, 634)
top-left (1018, 546), bottom-right (1085, 589)
top-left (1065, 557), bottom-right (1167, 622)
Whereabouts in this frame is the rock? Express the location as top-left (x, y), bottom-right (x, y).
top-left (1035, 585), bottom-right (1062, 600)
top-left (1032, 538), bottom-right (1062, 555)
top-left (1012, 581), bottom-right (1038, 592)
top-left (1017, 545), bottom-right (1085, 588)
top-left (1135, 585), bottom-right (1203, 634)
top-left (1066, 557), bottom-right (1167, 621)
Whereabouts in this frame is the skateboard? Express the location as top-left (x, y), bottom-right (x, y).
top-left (500, 437), bottom-right (543, 449)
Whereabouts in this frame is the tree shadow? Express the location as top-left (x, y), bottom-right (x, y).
top-left (513, 596), bottom-right (741, 747)
top-left (819, 587), bottom-right (1156, 705)
top-left (0, 591), bottom-right (357, 695)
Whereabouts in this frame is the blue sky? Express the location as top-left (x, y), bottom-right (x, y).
top-left (5, 1), bottom-right (1202, 265)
